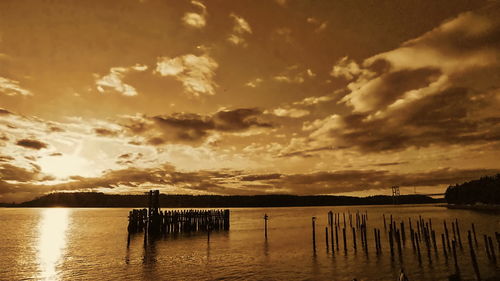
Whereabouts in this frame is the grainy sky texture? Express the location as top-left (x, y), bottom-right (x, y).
top-left (1, 0), bottom-right (499, 202)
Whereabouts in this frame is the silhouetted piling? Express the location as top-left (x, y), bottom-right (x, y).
top-left (343, 227), bottom-right (347, 253)
top-left (484, 235), bottom-right (491, 259)
top-left (312, 217), bottom-right (317, 252)
top-left (442, 233), bottom-right (448, 260)
top-left (452, 240), bottom-right (460, 276)
top-left (472, 223), bottom-right (478, 247)
top-left (488, 236), bottom-right (496, 262)
top-left (325, 227), bottom-right (329, 253)
top-left (445, 221), bottom-right (451, 251)
top-left (264, 214), bottom-right (268, 239)
top-left (335, 224), bottom-right (339, 251)
top-left (468, 231), bottom-right (481, 281)
top-left (455, 219), bottom-right (462, 249)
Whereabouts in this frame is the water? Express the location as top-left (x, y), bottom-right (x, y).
top-left (0, 205), bottom-right (498, 281)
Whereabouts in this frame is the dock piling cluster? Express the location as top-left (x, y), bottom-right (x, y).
top-left (127, 190), bottom-right (230, 236)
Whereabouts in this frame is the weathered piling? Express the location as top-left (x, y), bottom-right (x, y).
top-left (452, 240), bottom-right (460, 276)
top-left (312, 217), bottom-right (317, 252)
top-left (264, 214), bottom-right (268, 239)
top-left (468, 231), bottom-right (481, 281)
top-left (472, 223), bottom-right (478, 247)
top-left (442, 233), bottom-right (448, 260)
top-left (496, 232), bottom-right (500, 254)
top-left (456, 219), bottom-right (462, 249)
top-left (352, 227), bottom-right (357, 250)
top-left (389, 228), bottom-right (395, 257)
top-left (325, 226), bottom-right (329, 252)
top-left (445, 221), bottom-right (451, 251)
top-left (335, 224), bottom-right (339, 251)
top-left (343, 227), bottom-right (347, 252)
top-left (484, 235), bottom-right (491, 259)
top-left (416, 233), bottom-right (422, 263)
top-left (488, 236), bottom-right (496, 262)
top-left (330, 219), bottom-right (335, 252)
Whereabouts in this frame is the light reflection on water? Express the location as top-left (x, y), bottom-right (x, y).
top-left (37, 208), bottom-right (70, 280)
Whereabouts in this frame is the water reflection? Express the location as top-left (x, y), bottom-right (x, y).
top-left (37, 208), bottom-right (70, 281)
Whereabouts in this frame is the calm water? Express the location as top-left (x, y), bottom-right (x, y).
top-left (0, 205), bottom-right (499, 281)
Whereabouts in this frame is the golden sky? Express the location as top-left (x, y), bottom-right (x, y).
top-left (1, 0), bottom-right (499, 202)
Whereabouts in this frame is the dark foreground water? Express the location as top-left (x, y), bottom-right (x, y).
top-left (0, 205), bottom-right (498, 281)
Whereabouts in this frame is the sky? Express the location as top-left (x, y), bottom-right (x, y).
top-left (1, 0), bottom-right (499, 203)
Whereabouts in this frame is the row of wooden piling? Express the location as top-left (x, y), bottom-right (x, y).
top-left (262, 211), bottom-right (498, 280)
top-left (128, 209), bottom-right (230, 235)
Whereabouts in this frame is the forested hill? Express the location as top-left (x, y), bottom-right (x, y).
top-left (17, 193), bottom-right (437, 208)
top-left (445, 174), bottom-right (500, 205)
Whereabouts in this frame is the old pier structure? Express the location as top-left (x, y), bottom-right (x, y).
top-left (127, 190), bottom-right (230, 236)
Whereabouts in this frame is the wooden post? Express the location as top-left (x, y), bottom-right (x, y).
top-left (472, 223), bottom-right (478, 247)
top-left (416, 233), bottom-right (421, 263)
top-left (330, 217), bottom-right (335, 252)
top-left (445, 221), bottom-right (451, 251)
top-left (312, 217), bottom-right (316, 252)
top-left (335, 224), bottom-right (339, 251)
top-left (468, 231), bottom-right (481, 281)
top-left (452, 240), bottom-right (460, 276)
top-left (455, 219), bottom-right (462, 249)
top-left (264, 214), bottom-right (268, 239)
top-left (431, 230), bottom-right (438, 254)
top-left (352, 227), bottom-right (357, 250)
top-left (488, 236), bottom-right (496, 262)
top-left (484, 235), bottom-right (491, 259)
top-left (389, 228), bottom-right (394, 257)
top-left (325, 227), bottom-right (329, 252)
top-left (343, 227), bottom-right (347, 253)
top-left (383, 214), bottom-right (387, 230)
top-left (442, 233), bottom-right (448, 260)
top-left (401, 221), bottom-right (406, 246)
top-left (411, 228), bottom-right (416, 251)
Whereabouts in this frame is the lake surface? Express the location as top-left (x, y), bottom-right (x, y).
top-left (0, 205), bottom-right (498, 281)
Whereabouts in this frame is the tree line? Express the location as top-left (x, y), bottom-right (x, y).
top-left (16, 192), bottom-right (437, 208)
top-left (445, 174), bottom-right (500, 205)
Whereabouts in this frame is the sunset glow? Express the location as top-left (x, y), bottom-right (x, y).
top-left (0, 0), bottom-right (499, 203)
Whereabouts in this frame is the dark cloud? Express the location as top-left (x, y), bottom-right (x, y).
top-left (241, 173), bottom-right (282, 181)
top-left (141, 108), bottom-right (274, 144)
top-left (16, 139), bottom-right (48, 150)
top-left (279, 146), bottom-right (342, 158)
top-left (0, 155), bottom-right (15, 162)
top-left (49, 152), bottom-right (63, 156)
top-left (311, 11), bottom-right (500, 153)
top-left (0, 164), bottom-right (39, 181)
top-left (275, 168), bottom-right (500, 194)
top-left (0, 108), bottom-right (12, 115)
top-left (94, 128), bottom-right (119, 137)
top-left (1, 162), bottom-right (499, 202)
top-left (372, 161), bottom-right (408, 167)
top-left (213, 108), bottom-right (273, 131)
top-left (49, 126), bottom-right (65, 133)
top-left (334, 87), bottom-right (500, 152)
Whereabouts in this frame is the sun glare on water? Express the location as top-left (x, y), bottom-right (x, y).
top-left (37, 208), bottom-right (71, 281)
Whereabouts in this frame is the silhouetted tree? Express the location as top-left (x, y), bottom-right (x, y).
top-left (445, 174), bottom-right (500, 205)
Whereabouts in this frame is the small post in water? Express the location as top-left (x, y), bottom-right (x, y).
top-left (264, 214), bottom-right (268, 240)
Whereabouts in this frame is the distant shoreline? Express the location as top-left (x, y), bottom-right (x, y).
top-left (1, 192), bottom-right (441, 208)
